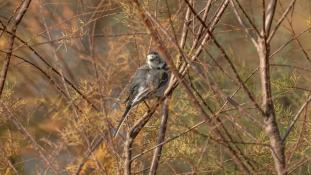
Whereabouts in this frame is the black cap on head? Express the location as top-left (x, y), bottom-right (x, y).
top-left (148, 51), bottom-right (159, 55)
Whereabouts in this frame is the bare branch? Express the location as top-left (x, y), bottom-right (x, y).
top-left (149, 99), bottom-right (169, 175)
top-left (183, 0), bottom-right (265, 117)
top-left (0, 0), bottom-right (31, 97)
top-left (129, 1), bottom-right (255, 174)
top-left (229, 0), bottom-right (259, 46)
top-left (0, 27), bottom-right (99, 111)
top-left (124, 100), bottom-right (162, 175)
top-left (269, 26), bottom-right (311, 58)
top-left (256, 1), bottom-right (287, 173)
top-left (0, 102), bottom-right (59, 174)
top-left (267, 0), bottom-right (296, 42)
top-left (282, 94), bottom-right (311, 142)
top-left (264, 0), bottom-right (277, 36)
top-left (6, 158), bottom-right (19, 175)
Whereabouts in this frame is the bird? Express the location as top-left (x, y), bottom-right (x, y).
top-left (114, 51), bottom-right (170, 137)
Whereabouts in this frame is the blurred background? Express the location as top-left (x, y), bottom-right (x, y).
top-left (0, 0), bottom-right (311, 174)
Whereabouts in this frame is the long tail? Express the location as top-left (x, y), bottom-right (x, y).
top-left (114, 104), bottom-right (132, 137)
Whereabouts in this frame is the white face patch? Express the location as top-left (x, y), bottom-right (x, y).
top-left (147, 54), bottom-right (154, 61)
top-left (147, 54), bottom-right (156, 68)
top-left (146, 53), bottom-right (164, 69)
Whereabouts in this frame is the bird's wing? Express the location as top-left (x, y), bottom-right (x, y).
top-left (145, 69), bottom-right (170, 98)
top-left (131, 87), bottom-right (152, 106)
top-left (124, 65), bottom-right (149, 105)
top-left (115, 65), bottom-right (151, 137)
top-left (157, 70), bottom-right (170, 89)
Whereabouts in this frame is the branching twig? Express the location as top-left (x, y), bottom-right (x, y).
top-left (124, 100), bottom-right (163, 175)
top-left (264, 0), bottom-right (277, 36)
top-left (1, 102), bottom-right (59, 174)
top-left (229, 0), bottom-right (259, 46)
top-left (0, 0), bottom-right (32, 97)
top-left (183, 0), bottom-right (265, 117)
top-left (0, 27), bottom-right (99, 111)
top-left (267, 0), bottom-right (296, 42)
top-left (269, 26), bottom-right (311, 58)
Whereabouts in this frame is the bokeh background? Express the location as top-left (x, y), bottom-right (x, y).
top-left (0, 0), bottom-right (311, 174)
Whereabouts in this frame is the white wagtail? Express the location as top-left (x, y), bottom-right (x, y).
top-left (114, 51), bottom-right (170, 137)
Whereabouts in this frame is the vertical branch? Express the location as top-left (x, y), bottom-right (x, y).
top-left (132, 1), bottom-right (254, 174)
top-left (124, 134), bottom-right (133, 175)
top-left (0, 0), bottom-right (31, 97)
top-left (124, 101), bottom-right (162, 175)
top-left (176, 0), bottom-right (192, 67)
top-left (149, 99), bottom-right (169, 175)
top-left (257, 37), bottom-right (286, 175)
top-left (259, 0), bottom-right (286, 174)
top-left (148, 1), bottom-right (188, 172)
top-left (258, 41), bottom-right (286, 175)
top-left (0, 31), bottom-right (15, 96)
top-left (178, 0), bottom-right (192, 49)
top-left (264, 0), bottom-right (277, 35)
top-left (231, 0), bottom-right (287, 174)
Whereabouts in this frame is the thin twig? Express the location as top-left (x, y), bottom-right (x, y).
top-left (229, 0), bottom-right (259, 45)
top-left (1, 102), bottom-right (59, 174)
top-left (183, 0), bottom-right (265, 116)
top-left (0, 27), bottom-right (99, 111)
top-left (130, 1), bottom-right (254, 174)
top-left (0, 0), bottom-right (32, 97)
top-left (282, 94), bottom-right (311, 142)
top-left (269, 26), bottom-right (311, 58)
top-left (264, 0), bottom-right (277, 35)
top-left (267, 0), bottom-right (296, 42)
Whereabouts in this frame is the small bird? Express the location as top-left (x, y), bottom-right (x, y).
top-left (114, 51), bottom-right (170, 137)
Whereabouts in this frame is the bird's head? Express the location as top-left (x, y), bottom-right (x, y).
top-left (146, 51), bottom-right (166, 69)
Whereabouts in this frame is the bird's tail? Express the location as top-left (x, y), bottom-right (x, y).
top-left (114, 104), bottom-right (132, 137)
